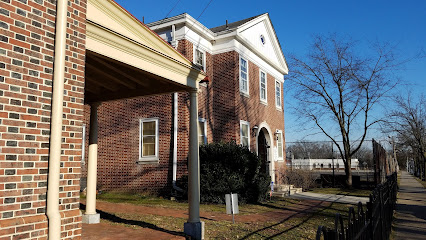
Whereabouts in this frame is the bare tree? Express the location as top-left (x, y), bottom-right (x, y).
top-left (287, 34), bottom-right (399, 187)
top-left (383, 94), bottom-right (426, 179)
top-left (286, 141), bottom-right (333, 159)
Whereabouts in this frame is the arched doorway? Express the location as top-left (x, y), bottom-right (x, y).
top-left (258, 130), bottom-right (269, 174)
top-left (256, 124), bottom-right (275, 182)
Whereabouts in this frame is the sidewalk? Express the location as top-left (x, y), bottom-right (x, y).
top-left (288, 192), bottom-right (369, 204)
top-left (394, 171), bottom-right (426, 240)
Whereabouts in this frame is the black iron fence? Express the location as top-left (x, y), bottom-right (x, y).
top-left (316, 172), bottom-right (398, 240)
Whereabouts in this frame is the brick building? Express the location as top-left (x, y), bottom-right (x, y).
top-left (1, 0), bottom-right (207, 239)
top-left (1, 0), bottom-right (288, 238)
top-left (87, 12), bottom-right (289, 194)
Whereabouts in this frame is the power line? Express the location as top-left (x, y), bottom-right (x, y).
top-left (164, 0), bottom-right (182, 19)
top-left (196, 0), bottom-right (214, 20)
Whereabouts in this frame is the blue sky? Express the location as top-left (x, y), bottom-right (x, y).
top-left (114, 0), bottom-right (426, 142)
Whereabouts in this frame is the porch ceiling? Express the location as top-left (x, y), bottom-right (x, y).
top-left (84, 51), bottom-right (191, 103)
top-left (84, 0), bottom-right (206, 103)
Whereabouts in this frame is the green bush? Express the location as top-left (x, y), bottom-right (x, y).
top-left (178, 142), bottom-right (270, 204)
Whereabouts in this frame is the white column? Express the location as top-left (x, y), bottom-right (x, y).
top-left (184, 89), bottom-right (204, 239)
top-left (83, 102), bottom-right (100, 224)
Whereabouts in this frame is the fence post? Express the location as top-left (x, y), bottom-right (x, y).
top-left (379, 187), bottom-right (385, 240)
top-left (367, 194), bottom-right (373, 239)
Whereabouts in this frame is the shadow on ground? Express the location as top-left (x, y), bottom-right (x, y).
top-left (240, 200), bottom-right (340, 239)
top-left (80, 203), bottom-right (187, 238)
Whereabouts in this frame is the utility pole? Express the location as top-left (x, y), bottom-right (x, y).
top-left (332, 142), bottom-right (335, 187)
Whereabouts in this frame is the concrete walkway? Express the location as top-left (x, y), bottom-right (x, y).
top-left (288, 192), bottom-right (369, 204)
top-left (394, 171), bottom-right (426, 240)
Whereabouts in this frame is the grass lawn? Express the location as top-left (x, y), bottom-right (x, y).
top-left (82, 192), bottom-right (359, 239)
top-left (307, 187), bottom-right (372, 197)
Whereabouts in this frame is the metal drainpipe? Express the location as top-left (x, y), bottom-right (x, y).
top-left (173, 93), bottom-right (183, 192)
top-left (46, 0), bottom-right (68, 239)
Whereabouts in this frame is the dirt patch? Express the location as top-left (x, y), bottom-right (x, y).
top-left (82, 222), bottom-right (185, 240)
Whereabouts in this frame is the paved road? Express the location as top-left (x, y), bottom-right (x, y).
top-left (394, 171), bottom-right (426, 240)
top-left (288, 192), bottom-right (369, 204)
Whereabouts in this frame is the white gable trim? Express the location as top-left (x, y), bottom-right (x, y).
top-left (236, 14), bottom-right (288, 73)
top-left (213, 38), bottom-right (284, 82)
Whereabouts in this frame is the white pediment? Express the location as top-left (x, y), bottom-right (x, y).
top-left (87, 0), bottom-right (190, 65)
top-left (237, 15), bottom-right (288, 74)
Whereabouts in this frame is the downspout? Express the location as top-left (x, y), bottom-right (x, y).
top-left (46, 0), bottom-right (68, 239)
top-left (173, 93), bottom-right (183, 192)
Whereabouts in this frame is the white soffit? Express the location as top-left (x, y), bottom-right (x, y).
top-left (87, 0), bottom-right (193, 67)
top-left (86, 0), bottom-right (206, 87)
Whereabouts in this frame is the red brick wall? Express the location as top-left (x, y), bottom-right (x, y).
top-left (88, 94), bottom-right (190, 193)
top-left (0, 0), bottom-right (86, 239)
top-left (235, 57), bottom-right (286, 180)
top-left (83, 39), bottom-right (216, 193)
top-left (236, 59), bottom-right (285, 149)
top-left (82, 37), bottom-right (286, 193)
top-left (176, 39), bottom-right (193, 62)
top-left (211, 51), bottom-right (239, 142)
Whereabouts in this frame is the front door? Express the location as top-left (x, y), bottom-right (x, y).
top-left (258, 130), bottom-right (269, 174)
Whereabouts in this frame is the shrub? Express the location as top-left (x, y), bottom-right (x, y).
top-left (178, 142), bottom-right (270, 204)
top-left (281, 169), bottom-right (317, 191)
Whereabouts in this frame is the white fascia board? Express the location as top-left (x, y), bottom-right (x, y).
top-left (236, 34), bottom-right (287, 77)
top-left (148, 13), bottom-right (215, 41)
top-left (236, 14), bottom-right (288, 74)
top-left (213, 38), bottom-right (285, 82)
top-left (176, 26), bottom-right (213, 54)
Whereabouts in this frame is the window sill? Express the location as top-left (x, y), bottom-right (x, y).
top-left (137, 158), bottom-right (159, 165)
top-left (260, 100), bottom-right (268, 106)
top-left (276, 106), bottom-right (282, 111)
top-left (240, 92), bottom-right (250, 98)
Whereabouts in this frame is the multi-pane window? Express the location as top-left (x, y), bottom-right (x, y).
top-left (240, 57), bottom-right (248, 94)
top-left (198, 118), bottom-right (207, 145)
top-left (275, 80), bottom-right (281, 108)
top-left (140, 118), bottom-right (159, 160)
top-left (240, 120), bottom-right (250, 149)
top-left (276, 131), bottom-right (283, 160)
top-left (194, 49), bottom-right (205, 71)
top-left (260, 70), bottom-right (267, 103)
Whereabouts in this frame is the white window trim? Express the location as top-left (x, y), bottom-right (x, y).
top-left (259, 70), bottom-right (267, 104)
top-left (139, 118), bottom-right (159, 163)
top-left (239, 56), bottom-right (249, 96)
top-left (198, 118), bottom-right (207, 145)
top-left (276, 130), bottom-right (283, 161)
top-left (240, 120), bottom-right (250, 150)
top-left (193, 46), bottom-right (206, 72)
top-left (275, 80), bottom-right (282, 110)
